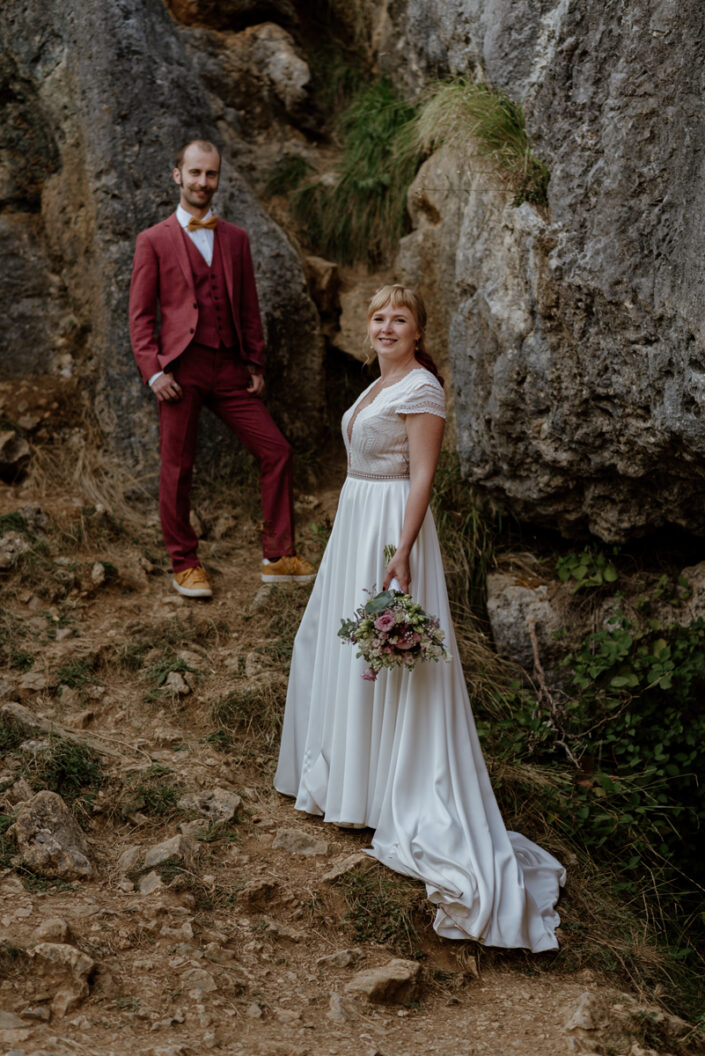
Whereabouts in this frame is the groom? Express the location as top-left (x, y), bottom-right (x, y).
top-left (129, 138), bottom-right (315, 597)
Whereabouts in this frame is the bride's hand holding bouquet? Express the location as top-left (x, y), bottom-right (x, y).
top-left (338, 545), bottom-right (448, 682)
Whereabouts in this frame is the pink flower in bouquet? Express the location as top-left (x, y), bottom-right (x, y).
top-left (397, 631), bottom-right (421, 650)
top-left (362, 667), bottom-right (377, 681)
top-left (374, 611), bottom-right (396, 632)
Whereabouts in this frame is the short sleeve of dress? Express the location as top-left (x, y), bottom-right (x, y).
top-left (396, 374), bottom-right (446, 419)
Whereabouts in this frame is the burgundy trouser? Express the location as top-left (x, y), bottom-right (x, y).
top-left (158, 343), bottom-right (294, 572)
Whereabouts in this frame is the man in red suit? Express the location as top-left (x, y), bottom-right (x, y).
top-left (129, 139), bottom-right (315, 597)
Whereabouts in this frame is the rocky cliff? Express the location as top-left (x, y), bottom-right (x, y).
top-left (0, 0), bottom-right (324, 474)
top-left (3, 0), bottom-right (705, 539)
top-left (381, 0), bottom-right (705, 540)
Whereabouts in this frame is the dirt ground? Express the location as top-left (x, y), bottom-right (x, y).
top-left (0, 379), bottom-right (697, 1056)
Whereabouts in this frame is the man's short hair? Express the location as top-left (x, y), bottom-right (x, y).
top-left (175, 139), bottom-right (221, 169)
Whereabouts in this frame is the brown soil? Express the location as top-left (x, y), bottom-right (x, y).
top-left (0, 381), bottom-right (692, 1056)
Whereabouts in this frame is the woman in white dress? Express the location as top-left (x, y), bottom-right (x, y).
top-left (275, 285), bottom-right (565, 952)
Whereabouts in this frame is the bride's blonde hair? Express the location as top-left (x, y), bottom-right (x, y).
top-left (366, 284), bottom-right (443, 385)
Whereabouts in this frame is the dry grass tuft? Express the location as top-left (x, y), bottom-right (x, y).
top-left (414, 78), bottom-right (550, 207)
top-left (28, 434), bottom-right (152, 527)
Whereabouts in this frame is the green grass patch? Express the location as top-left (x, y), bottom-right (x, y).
top-left (0, 714), bottom-right (26, 752)
top-left (56, 658), bottom-right (94, 688)
top-left (336, 868), bottom-right (430, 957)
top-left (26, 738), bottom-right (104, 805)
top-left (265, 155), bottom-right (312, 198)
top-left (19, 869), bottom-right (76, 894)
top-left (0, 511), bottom-right (30, 535)
top-left (283, 74), bottom-right (549, 268)
top-left (414, 77), bottom-right (549, 207)
top-left (9, 650), bottom-right (34, 671)
top-left (141, 651), bottom-right (196, 704)
top-left (119, 765), bottom-right (186, 820)
top-left (290, 79), bottom-right (420, 266)
top-left (431, 450), bottom-right (512, 618)
top-left (0, 941), bottom-right (28, 978)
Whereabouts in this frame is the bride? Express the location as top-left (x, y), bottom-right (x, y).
top-left (275, 284), bottom-right (565, 952)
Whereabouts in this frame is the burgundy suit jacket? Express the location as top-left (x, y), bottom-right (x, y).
top-left (128, 213), bottom-right (266, 384)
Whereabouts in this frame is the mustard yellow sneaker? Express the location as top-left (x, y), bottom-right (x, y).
top-left (261, 555), bottom-right (316, 583)
top-left (172, 565), bottom-right (213, 598)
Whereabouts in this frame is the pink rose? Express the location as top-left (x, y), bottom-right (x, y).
top-left (361, 667), bottom-right (377, 681)
top-left (374, 611), bottom-right (396, 632)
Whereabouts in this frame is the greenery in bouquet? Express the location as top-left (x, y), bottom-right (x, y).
top-left (338, 547), bottom-right (448, 681)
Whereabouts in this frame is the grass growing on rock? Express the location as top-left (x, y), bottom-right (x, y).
top-left (413, 78), bottom-right (550, 207)
top-left (276, 73), bottom-right (549, 268)
top-left (0, 941), bottom-right (29, 979)
top-left (290, 79), bottom-right (419, 266)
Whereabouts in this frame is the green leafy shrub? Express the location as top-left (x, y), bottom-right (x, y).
top-left (556, 547), bottom-right (619, 591)
top-left (489, 615), bottom-right (705, 901)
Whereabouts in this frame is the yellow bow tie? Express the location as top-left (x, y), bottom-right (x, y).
top-left (187, 215), bottom-right (218, 231)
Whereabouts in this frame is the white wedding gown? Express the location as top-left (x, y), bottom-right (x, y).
top-left (275, 368), bottom-right (565, 952)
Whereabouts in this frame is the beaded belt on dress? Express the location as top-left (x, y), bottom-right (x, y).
top-left (347, 469), bottom-right (410, 481)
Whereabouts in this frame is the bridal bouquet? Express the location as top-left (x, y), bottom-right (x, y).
top-left (338, 547), bottom-right (448, 682)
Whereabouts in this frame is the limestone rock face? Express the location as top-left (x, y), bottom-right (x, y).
top-left (184, 21), bottom-right (312, 126)
top-left (0, 0), bottom-right (323, 471)
top-left (11, 790), bottom-right (93, 880)
top-left (387, 0), bottom-right (705, 540)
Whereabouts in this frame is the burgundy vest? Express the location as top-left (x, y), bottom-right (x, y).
top-left (182, 230), bottom-right (238, 351)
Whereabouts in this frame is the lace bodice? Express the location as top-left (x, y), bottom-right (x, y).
top-left (342, 368), bottom-right (446, 479)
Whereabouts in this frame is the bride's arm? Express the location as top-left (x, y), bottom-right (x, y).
top-left (383, 411), bottom-right (445, 592)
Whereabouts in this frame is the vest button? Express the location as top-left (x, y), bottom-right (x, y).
top-left (192, 302), bottom-right (197, 309)
top-left (190, 328), bottom-right (194, 334)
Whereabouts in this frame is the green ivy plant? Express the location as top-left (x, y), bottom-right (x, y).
top-left (555, 547), bottom-right (619, 592)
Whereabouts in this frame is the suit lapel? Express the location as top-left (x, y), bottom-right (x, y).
top-left (217, 226), bottom-right (236, 309)
top-left (166, 214), bottom-right (196, 293)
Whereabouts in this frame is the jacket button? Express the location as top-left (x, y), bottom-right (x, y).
top-left (192, 303), bottom-right (197, 309)
top-left (190, 328), bottom-right (194, 334)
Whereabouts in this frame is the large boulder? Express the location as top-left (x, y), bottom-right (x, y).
top-left (0, 0), bottom-right (324, 473)
top-left (385, 0), bottom-right (705, 540)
